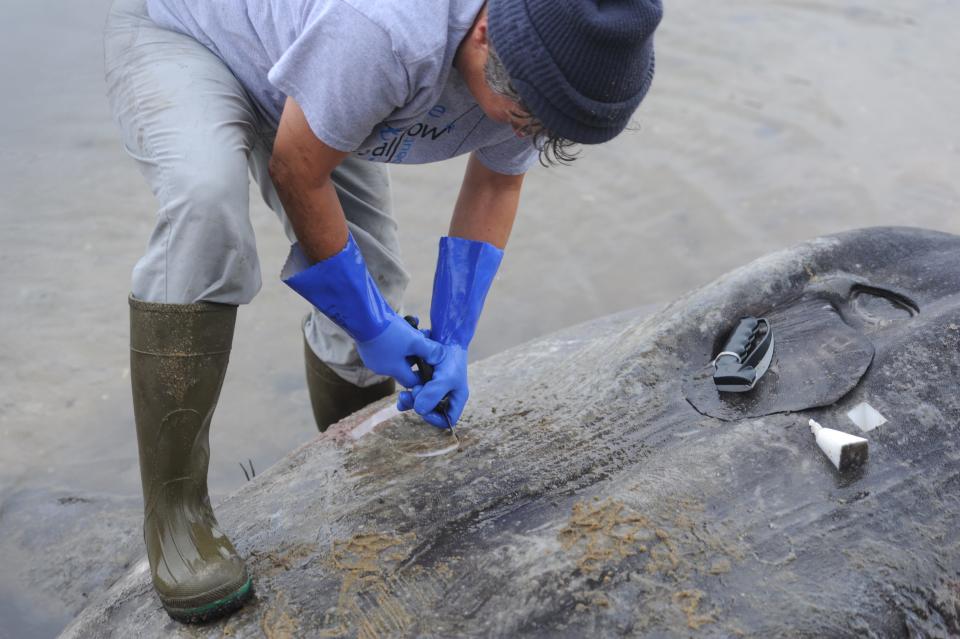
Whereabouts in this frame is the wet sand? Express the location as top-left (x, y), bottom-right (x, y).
top-left (1, 0), bottom-right (958, 636)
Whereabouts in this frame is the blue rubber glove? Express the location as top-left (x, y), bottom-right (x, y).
top-left (282, 234), bottom-right (443, 389)
top-left (398, 236), bottom-right (503, 428)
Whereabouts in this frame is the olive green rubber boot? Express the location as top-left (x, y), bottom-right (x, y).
top-left (130, 296), bottom-right (253, 623)
top-left (304, 335), bottom-right (395, 432)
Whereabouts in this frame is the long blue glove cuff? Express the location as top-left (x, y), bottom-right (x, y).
top-left (429, 236), bottom-right (504, 347)
top-left (281, 234), bottom-right (394, 343)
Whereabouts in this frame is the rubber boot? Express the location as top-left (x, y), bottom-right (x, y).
top-left (129, 296), bottom-right (253, 623)
top-left (304, 335), bottom-right (395, 432)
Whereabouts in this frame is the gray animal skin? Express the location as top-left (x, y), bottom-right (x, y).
top-left (61, 227), bottom-right (960, 638)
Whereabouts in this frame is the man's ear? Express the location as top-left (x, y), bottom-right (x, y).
top-left (476, 14), bottom-right (489, 45)
top-left (456, 5), bottom-right (490, 73)
top-left (471, 7), bottom-right (491, 50)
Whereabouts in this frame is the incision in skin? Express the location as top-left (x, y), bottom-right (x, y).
top-left (411, 441), bottom-right (460, 458)
top-left (398, 429), bottom-right (468, 458)
top-left (349, 404), bottom-right (468, 457)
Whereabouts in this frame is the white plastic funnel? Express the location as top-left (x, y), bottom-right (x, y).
top-left (809, 419), bottom-right (868, 472)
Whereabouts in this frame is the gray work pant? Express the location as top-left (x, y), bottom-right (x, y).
top-left (104, 0), bottom-right (409, 386)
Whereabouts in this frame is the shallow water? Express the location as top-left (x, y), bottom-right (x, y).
top-left (1, 0), bottom-right (959, 636)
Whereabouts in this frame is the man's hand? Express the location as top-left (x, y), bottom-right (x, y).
top-left (283, 233), bottom-right (444, 390)
top-left (356, 317), bottom-right (446, 390)
top-left (397, 329), bottom-right (469, 429)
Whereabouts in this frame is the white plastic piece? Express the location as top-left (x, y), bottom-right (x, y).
top-left (846, 402), bottom-right (887, 433)
top-left (809, 419), bottom-right (869, 472)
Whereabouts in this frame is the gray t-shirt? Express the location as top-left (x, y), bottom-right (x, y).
top-left (147, 0), bottom-right (538, 174)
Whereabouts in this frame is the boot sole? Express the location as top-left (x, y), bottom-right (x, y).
top-left (163, 577), bottom-right (254, 624)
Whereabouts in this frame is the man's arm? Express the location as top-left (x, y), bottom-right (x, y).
top-left (273, 96), bottom-right (445, 389)
top-left (398, 153), bottom-right (525, 427)
top-left (269, 97), bottom-right (350, 262)
top-left (449, 153), bottom-right (525, 249)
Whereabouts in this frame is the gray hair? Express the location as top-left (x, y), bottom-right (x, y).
top-left (483, 45), bottom-right (579, 167)
top-left (484, 45), bottom-right (520, 102)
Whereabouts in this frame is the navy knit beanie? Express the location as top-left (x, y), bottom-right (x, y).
top-left (487, 0), bottom-right (663, 144)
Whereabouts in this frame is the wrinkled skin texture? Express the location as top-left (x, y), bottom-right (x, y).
top-left (63, 227), bottom-right (960, 638)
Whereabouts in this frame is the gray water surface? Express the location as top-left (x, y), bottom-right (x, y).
top-left (1, 0), bottom-right (958, 636)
